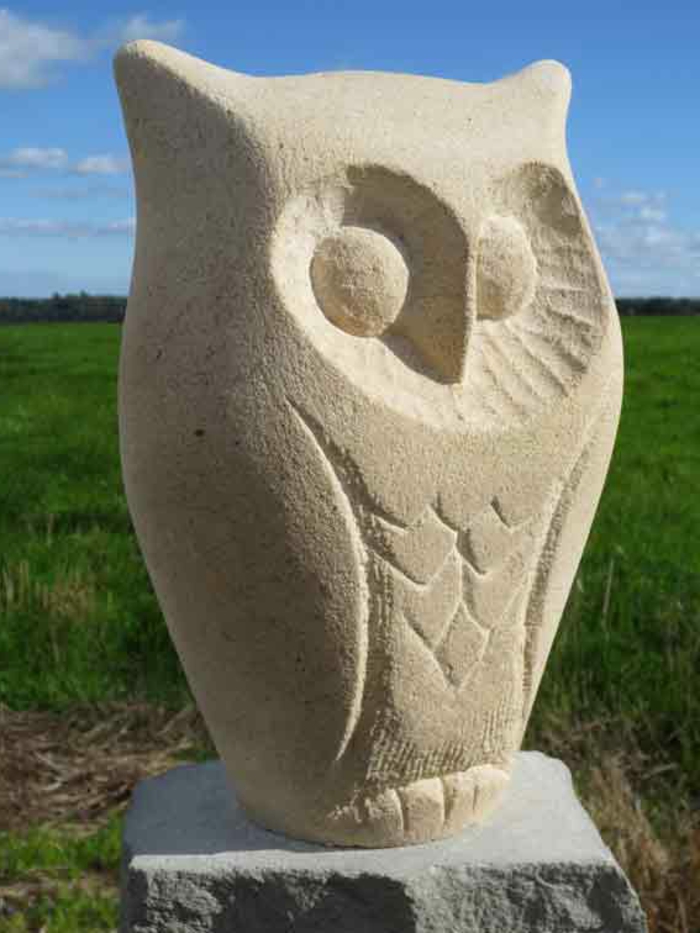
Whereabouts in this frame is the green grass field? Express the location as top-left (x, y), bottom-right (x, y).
top-left (1, 319), bottom-right (698, 779)
top-left (0, 818), bottom-right (121, 932)
top-left (0, 318), bottom-right (698, 930)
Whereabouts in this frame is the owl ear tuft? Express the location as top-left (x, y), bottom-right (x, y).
top-left (114, 39), bottom-right (202, 93)
top-left (498, 59), bottom-right (572, 143)
top-left (518, 59), bottom-right (572, 104)
top-left (504, 59), bottom-right (571, 110)
top-left (113, 40), bottom-right (251, 129)
top-left (114, 39), bottom-right (255, 197)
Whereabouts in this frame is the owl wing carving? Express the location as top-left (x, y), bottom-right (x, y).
top-left (516, 375), bottom-right (622, 744)
top-left (290, 400), bottom-right (544, 741)
top-left (290, 380), bottom-right (618, 760)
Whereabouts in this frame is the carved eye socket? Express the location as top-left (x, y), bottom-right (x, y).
top-left (310, 226), bottom-right (409, 337)
top-left (476, 215), bottom-right (537, 321)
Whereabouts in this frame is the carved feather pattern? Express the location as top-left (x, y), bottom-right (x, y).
top-left (382, 500), bottom-right (535, 689)
top-left (289, 399), bottom-right (537, 695)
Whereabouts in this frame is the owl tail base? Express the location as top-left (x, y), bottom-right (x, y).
top-left (318, 764), bottom-right (510, 848)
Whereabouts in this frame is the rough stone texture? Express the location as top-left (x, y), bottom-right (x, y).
top-left (121, 751), bottom-right (647, 933)
top-left (114, 41), bottom-right (624, 847)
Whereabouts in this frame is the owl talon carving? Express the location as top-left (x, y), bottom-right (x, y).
top-left (115, 41), bottom-right (623, 847)
top-left (326, 765), bottom-right (510, 847)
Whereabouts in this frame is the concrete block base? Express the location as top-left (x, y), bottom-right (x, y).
top-left (120, 751), bottom-right (647, 932)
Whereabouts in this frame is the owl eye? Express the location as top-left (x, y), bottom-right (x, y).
top-left (476, 215), bottom-right (537, 321)
top-left (310, 226), bottom-right (409, 337)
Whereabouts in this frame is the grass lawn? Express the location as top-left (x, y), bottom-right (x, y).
top-left (0, 318), bottom-right (698, 931)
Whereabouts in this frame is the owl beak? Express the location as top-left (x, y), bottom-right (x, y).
top-left (392, 294), bottom-right (472, 385)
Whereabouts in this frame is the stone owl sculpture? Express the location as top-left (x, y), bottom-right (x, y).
top-left (114, 41), bottom-right (623, 848)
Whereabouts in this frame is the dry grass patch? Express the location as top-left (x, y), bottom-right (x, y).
top-left (530, 710), bottom-right (700, 933)
top-left (0, 702), bottom-right (214, 834)
top-left (0, 702), bottom-right (697, 932)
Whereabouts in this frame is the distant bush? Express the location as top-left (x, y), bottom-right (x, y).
top-left (0, 292), bottom-right (126, 326)
top-left (617, 297), bottom-right (700, 316)
top-left (0, 292), bottom-right (699, 325)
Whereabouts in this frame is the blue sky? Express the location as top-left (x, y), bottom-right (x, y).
top-left (1, 1), bottom-right (698, 297)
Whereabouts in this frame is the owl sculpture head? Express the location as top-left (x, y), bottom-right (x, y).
top-left (115, 42), bottom-right (623, 848)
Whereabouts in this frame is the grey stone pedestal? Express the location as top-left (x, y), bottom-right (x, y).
top-left (120, 751), bottom-right (647, 932)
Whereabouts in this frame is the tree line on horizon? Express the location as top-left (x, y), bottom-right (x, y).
top-left (0, 291), bottom-right (699, 325)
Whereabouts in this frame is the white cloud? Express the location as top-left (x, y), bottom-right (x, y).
top-left (595, 189), bottom-right (667, 216)
top-left (71, 155), bottom-right (130, 176)
top-left (0, 8), bottom-right (91, 88)
top-left (0, 218), bottom-right (92, 237)
top-left (113, 13), bottom-right (185, 45)
top-left (96, 217), bottom-right (136, 235)
top-left (618, 191), bottom-right (648, 206)
top-left (30, 184), bottom-right (130, 200)
top-left (0, 216), bottom-right (135, 238)
top-left (590, 186), bottom-right (700, 296)
top-left (638, 205), bottom-right (667, 223)
top-left (0, 148), bottom-right (130, 177)
top-left (0, 9), bottom-right (186, 89)
top-left (0, 147), bottom-right (68, 172)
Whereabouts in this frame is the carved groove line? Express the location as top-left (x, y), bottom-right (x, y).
top-left (546, 305), bottom-right (598, 330)
top-left (371, 508), bottom-right (457, 588)
top-left (458, 551), bottom-right (489, 579)
top-left (480, 331), bottom-right (548, 404)
top-left (503, 320), bottom-right (569, 392)
top-left (477, 349), bottom-right (529, 419)
top-left (538, 282), bottom-right (587, 295)
top-left (287, 399), bottom-right (370, 766)
top-left (490, 496), bottom-right (515, 529)
top-left (519, 386), bottom-right (614, 733)
top-left (517, 321), bottom-right (589, 373)
top-left (387, 552), bottom-right (458, 590)
top-left (394, 788), bottom-right (408, 835)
